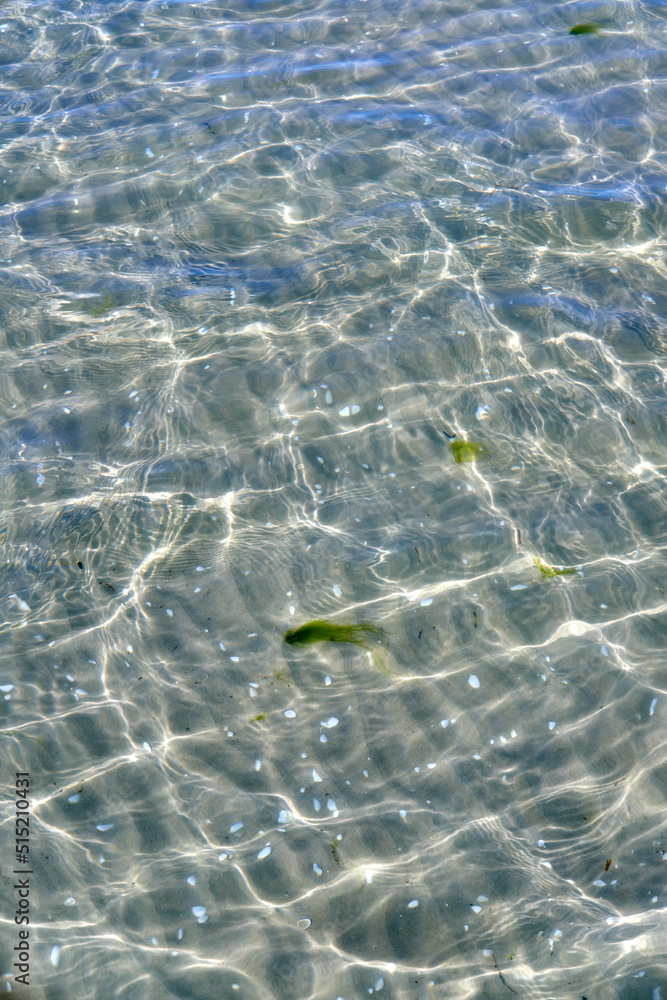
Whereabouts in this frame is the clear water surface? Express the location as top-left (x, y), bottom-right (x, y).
top-left (0, 1), bottom-right (666, 998)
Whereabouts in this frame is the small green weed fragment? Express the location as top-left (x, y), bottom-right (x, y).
top-left (450, 440), bottom-right (486, 463)
top-left (569, 22), bottom-right (602, 35)
top-left (284, 619), bottom-right (387, 650)
top-left (91, 288), bottom-right (115, 316)
top-left (535, 558), bottom-right (578, 578)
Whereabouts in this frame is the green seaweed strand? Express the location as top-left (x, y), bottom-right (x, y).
top-left (450, 439), bottom-right (486, 463)
top-left (535, 558), bottom-right (578, 578)
top-left (569, 22), bottom-right (602, 35)
top-left (284, 619), bottom-right (387, 650)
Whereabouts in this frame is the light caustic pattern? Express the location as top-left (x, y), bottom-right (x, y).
top-left (0, 0), bottom-right (666, 998)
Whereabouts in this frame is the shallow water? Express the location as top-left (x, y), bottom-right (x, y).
top-left (1, 1), bottom-right (666, 998)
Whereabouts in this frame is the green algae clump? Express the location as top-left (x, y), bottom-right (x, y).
top-left (535, 558), bottom-right (579, 578)
top-left (450, 439), bottom-right (486, 463)
top-left (284, 620), bottom-right (387, 650)
top-left (569, 22), bottom-right (602, 35)
top-left (91, 288), bottom-right (115, 316)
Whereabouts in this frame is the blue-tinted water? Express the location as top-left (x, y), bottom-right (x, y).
top-left (1, 2), bottom-right (666, 998)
